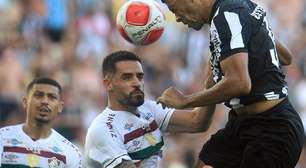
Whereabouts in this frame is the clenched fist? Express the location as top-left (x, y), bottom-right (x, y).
top-left (157, 86), bottom-right (188, 109)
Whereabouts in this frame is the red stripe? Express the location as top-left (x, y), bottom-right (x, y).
top-left (124, 121), bottom-right (158, 144)
top-left (4, 146), bottom-right (66, 163)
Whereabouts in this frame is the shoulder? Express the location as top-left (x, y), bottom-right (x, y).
top-left (212, 0), bottom-right (257, 19)
top-left (140, 99), bottom-right (166, 111)
top-left (218, 0), bottom-right (251, 11)
top-left (0, 124), bottom-right (21, 135)
top-left (51, 131), bottom-right (82, 167)
top-left (86, 109), bottom-right (121, 141)
top-left (52, 130), bottom-right (81, 156)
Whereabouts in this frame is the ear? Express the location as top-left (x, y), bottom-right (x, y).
top-left (103, 76), bottom-right (113, 91)
top-left (58, 100), bottom-right (64, 114)
top-left (22, 96), bottom-right (27, 110)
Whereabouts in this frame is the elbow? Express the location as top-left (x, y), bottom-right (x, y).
top-left (236, 78), bottom-right (251, 95)
top-left (189, 121), bottom-right (210, 133)
top-left (282, 56), bottom-right (292, 66)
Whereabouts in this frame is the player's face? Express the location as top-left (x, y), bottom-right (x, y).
top-left (23, 84), bottom-right (63, 124)
top-left (109, 61), bottom-right (145, 107)
top-left (164, 0), bottom-right (204, 30)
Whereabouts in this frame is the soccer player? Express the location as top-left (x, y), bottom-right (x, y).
top-left (0, 77), bottom-right (82, 168)
top-left (84, 51), bottom-right (215, 168)
top-left (158, 0), bottom-right (304, 168)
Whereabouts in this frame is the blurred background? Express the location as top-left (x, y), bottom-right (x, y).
top-left (0, 0), bottom-right (305, 167)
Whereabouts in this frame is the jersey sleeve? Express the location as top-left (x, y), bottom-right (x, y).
top-left (66, 143), bottom-right (82, 168)
top-left (86, 124), bottom-right (132, 168)
top-left (147, 100), bottom-right (175, 132)
top-left (0, 132), bottom-right (2, 167)
top-left (212, 7), bottom-right (252, 60)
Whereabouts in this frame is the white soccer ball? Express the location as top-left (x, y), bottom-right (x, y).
top-left (116, 0), bottom-right (165, 45)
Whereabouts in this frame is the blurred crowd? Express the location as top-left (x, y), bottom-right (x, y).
top-left (0, 0), bottom-right (305, 167)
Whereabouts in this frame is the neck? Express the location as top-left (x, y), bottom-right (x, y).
top-left (204, 0), bottom-right (216, 23)
top-left (23, 121), bottom-right (52, 140)
top-left (108, 98), bottom-right (139, 116)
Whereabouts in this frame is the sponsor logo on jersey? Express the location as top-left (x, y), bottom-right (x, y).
top-left (127, 140), bottom-right (142, 151)
top-left (49, 146), bottom-right (63, 153)
top-left (124, 123), bottom-right (134, 131)
top-left (5, 138), bottom-right (23, 146)
top-left (4, 154), bottom-right (19, 163)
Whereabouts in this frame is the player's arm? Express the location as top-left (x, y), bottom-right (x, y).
top-left (158, 53), bottom-right (251, 108)
top-left (166, 63), bottom-right (216, 133)
top-left (114, 160), bottom-right (137, 168)
top-left (185, 52), bottom-right (251, 107)
top-left (166, 106), bottom-right (215, 133)
top-left (0, 132), bottom-right (2, 167)
top-left (275, 39), bottom-right (292, 66)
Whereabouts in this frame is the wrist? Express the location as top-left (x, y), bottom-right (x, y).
top-left (183, 95), bottom-right (193, 109)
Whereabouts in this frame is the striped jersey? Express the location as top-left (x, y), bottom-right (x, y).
top-left (84, 100), bottom-right (175, 168)
top-left (0, 124), bottom-right (82, 168)
top-left (209, 0), bottom-right (288, 108)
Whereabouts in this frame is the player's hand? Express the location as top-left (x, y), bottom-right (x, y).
top-left (157, 86), bottom-right (187, 109)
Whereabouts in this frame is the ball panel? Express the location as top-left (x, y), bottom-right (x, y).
top-left (142, 28), bottom-right (164, 45)
top-left (126, 2), bottom-right (150, 26)
top-left (118, 26), bottom-right (133, 43)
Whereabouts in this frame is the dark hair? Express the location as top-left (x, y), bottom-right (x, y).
top-left (26, 77), bottom-right (62, 94)
top-left (102, 50), bottom-right (142, 77)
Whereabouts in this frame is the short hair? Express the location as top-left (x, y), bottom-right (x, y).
top-left (26, 77), bottom-right (62, 94)
top-left (102, 50), bottom-right (142, 77)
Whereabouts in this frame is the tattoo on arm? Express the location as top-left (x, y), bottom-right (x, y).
top-left (114, 160), bottom-right (137, 168)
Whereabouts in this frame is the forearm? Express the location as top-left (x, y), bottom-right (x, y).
top-left (185, 76), bottom-right (249, 108)
top-left (114, 160), bottom-right (137, 168)
top-left (192, 105), bottom-right (216, 132)
top-left (276, 40), bottom-right (292, 65)
top-left (167, 104), bottom-right (216, 133)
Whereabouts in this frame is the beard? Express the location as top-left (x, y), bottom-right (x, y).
top-left (190, 22), bottom-right (204, 30)
top-left (120, 89), bottom-right (145, 107)
top-left (35, 115), bottom-right (51, 123)
top-left (34, 107), bottom-right (52, 123)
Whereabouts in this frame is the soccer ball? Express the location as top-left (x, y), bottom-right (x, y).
top-left (116, 0), bottom-right (165, 45)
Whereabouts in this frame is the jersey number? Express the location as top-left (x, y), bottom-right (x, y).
top-left (264, 18), bottom-right (280, 68)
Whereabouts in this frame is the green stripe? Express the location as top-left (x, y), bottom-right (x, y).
top-left (1, 164), bottom-right (40, 168)
top-left (128, 139), bottom-right (164, 160)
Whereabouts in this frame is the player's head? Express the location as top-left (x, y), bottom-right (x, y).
top-left (102, 51), bottom-right (145, 108)
top-left (161, 0), bottom-right (212, 30)
top-left (23, 77), bottom-right (63, 124)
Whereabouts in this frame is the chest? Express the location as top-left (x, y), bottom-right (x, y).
top-left (1, 135), bottom-right (67, 168)
top-left (115, 113), bottom-right (163, 160)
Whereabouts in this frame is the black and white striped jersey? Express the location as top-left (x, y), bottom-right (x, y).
top-left (208, 0), bottom-right (288, 109)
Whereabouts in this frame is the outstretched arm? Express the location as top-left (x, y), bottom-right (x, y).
top-left (165, 62), bottom-right (216, 133)
top-left (166, 105), bottom-right (215, 133)
top-left (158, 53), bottom-right (251, 109)
top-left (276, 39), bottom-right (292, 66)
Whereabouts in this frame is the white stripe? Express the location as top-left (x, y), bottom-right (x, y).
top-left (264, 92), bottom-right (275, 96)
top-left (224, 12), bottom-right (244, 49)
top-left (264, 92), bottom-right (279, 100)
top-left (229, 98), bottom-right (243, 109)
